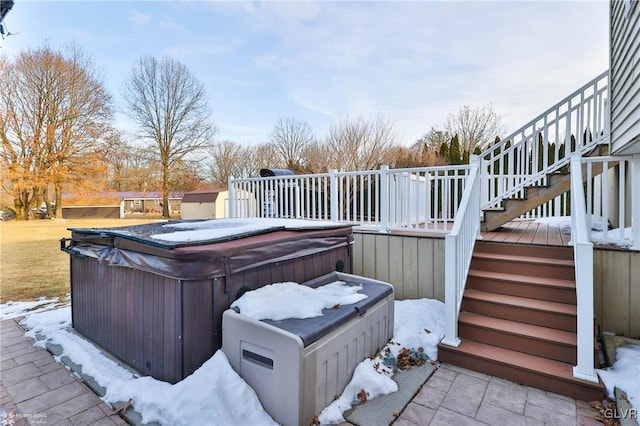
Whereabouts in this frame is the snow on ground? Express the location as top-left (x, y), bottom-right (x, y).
top-left (6, 288), bottom-right (445, 426)
top-left (0, 296), bottom-right (67, 320)
top-left (318, 298), bottom-right (445, 424)
top-left (18, 305), bottom-right (277, 426)
top-left (150, 218), bottom-right (346, 243)
top-left (597, 344), bottom-right (640, 413)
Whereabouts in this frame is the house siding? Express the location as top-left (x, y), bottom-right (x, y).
top-left (610, 0), bottom-right (640, 155)
top-left (353, 231), bottom-right (445, 301)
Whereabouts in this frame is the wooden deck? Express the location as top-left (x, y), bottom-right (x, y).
top-left (381, 220), bottom-right (571, 247)
top-left (481, 220), bottom-right (571, 246)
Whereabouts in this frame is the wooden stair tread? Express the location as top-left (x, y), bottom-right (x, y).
top-left (441, 339), bottom-right (602, 389)
top-left (459, 312), bottom-right (576, 346)
top-left (475, 241), bottom-right (574, 259)
top-left (468, 269), bottom-right (575, 288)
top-left (473, 251), bottom-right (574, 267)
top-left (464, 289), bottom-right (576, 316)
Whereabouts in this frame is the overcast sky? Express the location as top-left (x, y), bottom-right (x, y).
top-left (1, 1), bottom-right (609, 146)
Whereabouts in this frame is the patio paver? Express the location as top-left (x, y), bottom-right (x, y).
top-left (0, 318), bottom-right (125, 426)
top-left (391, 363), bottom-right (603, 426)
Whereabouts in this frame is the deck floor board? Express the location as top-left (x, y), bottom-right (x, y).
top-left (481, 221), bottom-right (569, 247)
top-left (386, 220), bottom-right (569, 247)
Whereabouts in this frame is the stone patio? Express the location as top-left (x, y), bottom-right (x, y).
top-left (0, 318), bottom-right (125, 426)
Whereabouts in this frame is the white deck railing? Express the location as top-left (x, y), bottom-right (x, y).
top-left (228, 164), bottom-right (472, 233)
top-left (442, 157), bottom-right (481, 347)
top-left (581, 155), bottom-right (638, 249)
top-left (480, 71), bottom-right (609, 212)
top-left (569, 153), bottom-right (638, 382)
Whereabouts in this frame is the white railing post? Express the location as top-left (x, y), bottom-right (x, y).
top-left (632, 154), bottom-right (640, 250)
top-left (379, 165), bottom-right (389, 233)
top-left (470, 155), bottom-right (483, 239)
top-left (329, 169), bottom-right (338, 222)
top-left (442, 232), bottom-right (461, 347)
top-left (228, 176), bottom-right (236, 218)
top-left (570, 155), bottom-right (598, 383)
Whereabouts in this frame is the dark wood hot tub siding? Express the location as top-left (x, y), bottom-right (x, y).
top-left (70, 245), bottom-right (352, 383)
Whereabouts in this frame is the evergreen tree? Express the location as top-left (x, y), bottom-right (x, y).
top-left (439, 141), bottom-right (449, 161)
top-left (502, 140), bottom-right (512, 174)
top-left (537, 132), bottom-right (545, 172)
top-left (449, 134), bottom-right (462, 165)
top-left (462, 150), bottom-right (470, 164)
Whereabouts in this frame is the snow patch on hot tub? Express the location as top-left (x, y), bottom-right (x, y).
top-left (150, 218), bottom-right (347, 243)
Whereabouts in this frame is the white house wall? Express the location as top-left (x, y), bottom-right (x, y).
top-left (181, 202), bottom-right (216, 219)
top-left (610, 0), bottom-right (640, 155)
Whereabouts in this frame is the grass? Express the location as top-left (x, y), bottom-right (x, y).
top-left (0, 218), bottom-right (160, 303)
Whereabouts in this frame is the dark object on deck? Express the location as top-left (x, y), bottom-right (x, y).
top-left (62, 219), bottom-right (353, 384)
top-left (258, 168), bottom-right (298, 218)
top-left (0, 0), bottom-right (14, 21)
top-left (259, 168), bottom-right (295, 177)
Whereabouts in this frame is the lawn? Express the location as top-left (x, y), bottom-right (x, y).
top-left (0, 218), bottom-right (160, 303)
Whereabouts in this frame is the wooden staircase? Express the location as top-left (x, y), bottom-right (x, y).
top-left (482, 145), bottom-right (612, 232)
top-left (438, 240), bottom-right (604, 402)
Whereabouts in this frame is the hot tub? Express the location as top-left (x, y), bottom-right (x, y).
top-left (61, 218), bottom-right (353, 383)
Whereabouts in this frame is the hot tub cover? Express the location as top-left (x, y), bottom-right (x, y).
top-left (67, 218), bottom-right (348, 249)
top-left (64, 218), bottom-right (353, 281)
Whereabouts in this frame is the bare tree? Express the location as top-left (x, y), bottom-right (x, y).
top-left (248, 143), bottom-right (283, 176)
top-left (301, 140), bottom-right (333, 173)
top-left (0, 45), bottom-right (113, 219)
top-left (124, 56), bottom-right (216, 217)
top-left (324, 115), bottom-right (397, 171)
top-left (387, 142), bottom-right (448, 168)
top-left (416, 126), bottom-right (450, 153)
top-left (269, 117), bottom-right (315, 169)
top-left (446, 104), bottom-right (505, 154)
top-left (209, 140), bottom-right (251, 186)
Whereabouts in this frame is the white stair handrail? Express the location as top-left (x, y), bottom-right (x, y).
top-left (480, 71), bottom-right (609, 211)
top-left (442, 156), bottom-right (482, 347)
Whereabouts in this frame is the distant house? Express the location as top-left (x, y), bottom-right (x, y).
top-left (181, 189), bottom-right (228, 219)
top-left (62, 191), bottom-right (184, 218)
top-left (120, 192), bottom-right (183, 215)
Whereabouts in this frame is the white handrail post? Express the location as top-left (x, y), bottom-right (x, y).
top-left (330, 169), bottom-right (338, 222)
top-left (632, 154), bottom-right (640, 250)
top-left (379, 165), bottom-right (389, 233)
top-left (228, 176), bottom-right (236, 218)
top-left (573, 241), bottom-right (597, 382)
top-left (470, 155), bottom-right (483, 240)
top-left (570, 155), bottom-right (598, 383)
top-left (442, 233), bottom-right (461, 347)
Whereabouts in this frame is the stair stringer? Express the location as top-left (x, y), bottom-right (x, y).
top-left (481, 145), bottom-right (614, 232)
